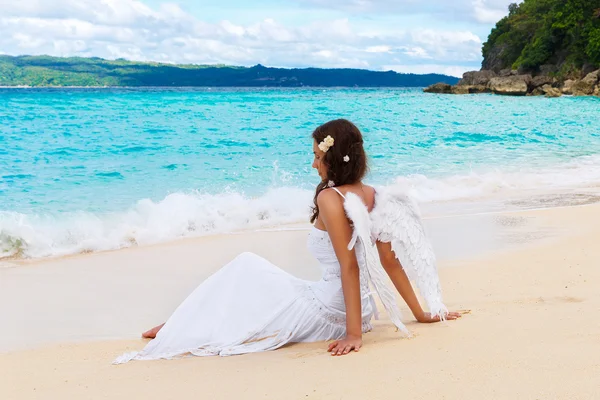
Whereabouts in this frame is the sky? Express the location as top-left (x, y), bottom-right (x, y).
top-left (0, 0), bottom-right (517, 77)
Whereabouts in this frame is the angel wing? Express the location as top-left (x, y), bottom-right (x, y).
top-left (343, 192), bottom-right (409, 335)
top-left (370, 186), bottom-right (448, 320)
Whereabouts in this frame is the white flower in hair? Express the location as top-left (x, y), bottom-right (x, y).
top-left (343, 155), bottom-right (350, 162)
top-left (318, 135), bottom-right (334, 153)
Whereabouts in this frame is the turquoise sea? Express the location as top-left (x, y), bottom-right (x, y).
top-left (1, 87), bottom-right (599, 258)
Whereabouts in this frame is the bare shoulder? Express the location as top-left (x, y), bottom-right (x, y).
top-left (316, 188), bottom-right (344, 208)
top-left (317, 189), bottom-right (351, 228)
top-left (317, 189), bottom-right (348, 221)
top-left (363, 184), bottom-right (377, 210)
top-left (362, 184), bottom-right (376, 197)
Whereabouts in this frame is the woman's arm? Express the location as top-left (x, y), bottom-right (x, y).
top-left (317, 189), bottom-right (363, 355)
top-left (376, 241), bottom-right (461, 322)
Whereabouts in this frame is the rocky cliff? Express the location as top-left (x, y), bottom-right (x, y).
top-left (424, 0), bottom-right (600, 97)
top-left (482, 0), bottom-right (600, 77)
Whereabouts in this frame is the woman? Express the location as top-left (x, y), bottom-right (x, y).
top-left (114, 119), bottom-right (460, 363)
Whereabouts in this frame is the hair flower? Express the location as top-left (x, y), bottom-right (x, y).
top-left (343, 155), bottom-right (350, 162)
top-left (318, 135), bottom-right (334, 153)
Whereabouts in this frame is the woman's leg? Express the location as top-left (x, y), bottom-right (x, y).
top-left (142, 323), bottom-right (165, 339)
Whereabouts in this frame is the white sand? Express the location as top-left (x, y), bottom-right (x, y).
top-left (1, 203), bottom-right (599, 399)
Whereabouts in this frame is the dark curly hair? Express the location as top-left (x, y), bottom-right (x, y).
top-left (310, 119), bottom-right (368, 223)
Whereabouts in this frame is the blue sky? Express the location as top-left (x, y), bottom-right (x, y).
top-left (0, 0), bottom-right (516, 77)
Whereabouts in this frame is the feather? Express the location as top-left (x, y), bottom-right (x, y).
top-left (370, 186), bottom-right (448, 320)
top-left (343, 192), bottom-right (409, 335)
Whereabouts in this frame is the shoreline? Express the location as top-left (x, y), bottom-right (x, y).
top-left (2, 201), bottom-right (599, 399)
top-left (2, 201), bottom-right (597, 350)
top-left (4, 185), bottom-right (600, 267)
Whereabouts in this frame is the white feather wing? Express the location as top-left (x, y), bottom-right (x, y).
top-left (343, 192), bottom-right (409, 334)
top-left (370, 187), bottom-right (448, 319)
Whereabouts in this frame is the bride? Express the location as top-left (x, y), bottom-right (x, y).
top-left (114, 119), bottom-right (460, 363)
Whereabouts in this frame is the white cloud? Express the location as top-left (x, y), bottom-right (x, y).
top-left (0, 0), bottom-right (488, 74)
top-left (295, 0), bottom-right (516, 23)
top-left (472, 0), bottom-right (515, 23)
top-left (366, 45), bottom-right (391, 53)
top-left (402, 47), bottom-right (431, 59)
top-left (410, 29), bottom-right (482, 61)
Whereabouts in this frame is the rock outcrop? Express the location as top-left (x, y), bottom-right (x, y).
top-left (584, 70), bottom-right (600, 84)
top-left (499, 69), bottom-right (518, 77)
top-left (561, 80), bottom-right (576, 95)
top-left (424, 68), bottom-right (600, 97)
top-left (423, 83), bottom-right (453, 94)
top-left (531, 84), bottom-right (561, 97)
top-left (450, 86), bottom-right (470, 94)
top-left (545, 87), bottom-right (562, 98)
top-left (572, 80), bottom-right (596, 96)
top-left (531, 87), bottom-right (544, 96)
top-left (531, 75), bottom-right (553, 88)
top-left (488, 75), bottom-right (530, 95)
top-left (458, 70), bottom-right (497, 86)
top-left (468, 85), bottom-right (490, 94)
top-left (424, 83), bottom-right (491, 95)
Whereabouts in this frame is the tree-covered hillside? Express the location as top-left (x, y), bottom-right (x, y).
top-left (482, 0), bottom-right (600, 76)
top-left (0, 55), bottom-right (458, 87)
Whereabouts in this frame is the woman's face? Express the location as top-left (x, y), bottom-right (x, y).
top-left (312, 140), bottom-right (327, 180)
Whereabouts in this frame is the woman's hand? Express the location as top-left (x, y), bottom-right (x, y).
top-left (327, 335), bottom-right (362, 356)
top-left (416, 311), bottom-right (463, 323)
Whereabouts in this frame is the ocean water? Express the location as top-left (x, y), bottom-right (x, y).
top-left (1, 87), bottom-right (599, 259)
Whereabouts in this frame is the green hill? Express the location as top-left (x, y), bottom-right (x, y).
top-left (0, 55), bottom-right (458, 87)
top-left (482, 0), bottom-right (600, 77)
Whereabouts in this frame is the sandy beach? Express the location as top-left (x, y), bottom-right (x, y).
top-left (3, 1), bottom-right (600, 399)
top-left (2, 199), bottom-right (600, 400)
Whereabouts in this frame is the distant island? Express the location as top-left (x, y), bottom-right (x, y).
top-left (0, 55), bottom-right (458, 88)
top-left (425, 0), bottom-right (600, 97)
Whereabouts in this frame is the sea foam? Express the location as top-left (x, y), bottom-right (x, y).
top-left (3, 155), bottom-right (600, 259)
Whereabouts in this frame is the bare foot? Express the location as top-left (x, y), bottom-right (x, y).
top-left (142, 323), bottom-right (165, 339)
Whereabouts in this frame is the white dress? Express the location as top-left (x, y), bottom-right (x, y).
top-left (114, 187), bottom-right (446, 363)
